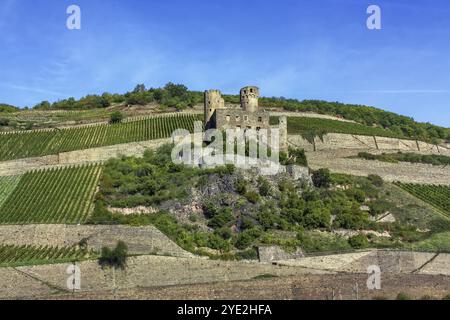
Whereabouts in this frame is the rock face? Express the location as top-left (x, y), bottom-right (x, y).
top-left (257, 246), bottom-right (305, 262)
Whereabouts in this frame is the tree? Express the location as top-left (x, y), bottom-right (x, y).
top-left (33, 101), bottom-right (51, 110)
top-left (133, 84), bottom-right (146, 93)
top-left (98, 241), bottom-right (128, 269)
top-left (312, 169), bottom-right (331, 188)
top-left (110, 111), bottom-right (123, 124)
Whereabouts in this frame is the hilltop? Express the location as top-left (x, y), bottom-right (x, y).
top-left (1, 83), bottom-right (449, 144)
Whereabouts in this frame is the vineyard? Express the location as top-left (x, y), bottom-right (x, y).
top-left (394, 182), bottom-right (450, 216)
top-left (270, 117), bottom-right (409, 139)
top-left (0, 175), bottom-right (21, 207)
top-left (0, 113), bottom-right (202, 161)
top-left (0, 244), bottom-right (97, 267)
top-left (0, 164), bottom-right (102, 224)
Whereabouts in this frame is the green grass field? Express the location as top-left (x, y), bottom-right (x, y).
top-left (0, 113), bottom-right (202, 161)
top-left (0, 244), bottom-right (97, 267)
top-left (0, 164), bottom-right (102, 224)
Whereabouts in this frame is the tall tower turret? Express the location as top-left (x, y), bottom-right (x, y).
top-left (204, 89), bottom-right (224, 129)
top-left (240, 86), bottom-right (259, 113)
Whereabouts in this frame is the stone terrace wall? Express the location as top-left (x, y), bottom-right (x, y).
top-left (0, 138), bottom-right (171, 176)
top-left (0, 225), bottom-right (192, 258)
top-left (307, 149), bottom-right (450, 185)
top-left (288, 133), bottom-right (449, 155)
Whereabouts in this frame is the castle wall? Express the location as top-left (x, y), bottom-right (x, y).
top-left (215, 109), bottom-right (270, 131)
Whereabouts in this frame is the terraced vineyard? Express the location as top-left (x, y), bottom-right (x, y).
top-left (394, 182), bottom-right (450, 216)
top-left (0, 113), bottom-right (202, 161)
top-left (0, 245), bottom-right (97, 267)
top-left (0, 175), bottom-right (21, 207)
top-left (270, 117), bottom-right (409, 139)
top-left (0, 164), bottom-right (102, 224)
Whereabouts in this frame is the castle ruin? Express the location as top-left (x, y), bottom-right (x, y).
top-left (204, 86), bottom-right (287, 151)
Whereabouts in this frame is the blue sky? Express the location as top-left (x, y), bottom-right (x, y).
top-left (0, 0), bottom-right (449, 127)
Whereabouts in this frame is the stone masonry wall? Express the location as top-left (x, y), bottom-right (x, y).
top-left (0, 138), bottom-right (171, 176)
top-left (288, 133), bottom-right (449, 155)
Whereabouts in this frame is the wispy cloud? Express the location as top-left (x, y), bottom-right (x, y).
top-left (0, 83), bottom-right (67, 97)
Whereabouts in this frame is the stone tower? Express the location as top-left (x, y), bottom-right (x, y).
top-left (240, 86), bottom-right (259, 113)
top-left (204, 89), bottom-right (224, 129)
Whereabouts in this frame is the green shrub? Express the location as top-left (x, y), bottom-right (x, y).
top-left (98, 241), bottom-right (128, 269)
top-left (368, 174), bottom-right (384, 187)
top-left (235, 179), bottom-right (248, 195)
top-left (110, 111), bottom-right (123, 124)
top-left (396, 292), bottom-right (412, 300)
top-left (257, 177), bottom-right (272, 197)
top-left (312, 169), bottom-right (331, 188)
top-left (235, 228), bottom-right (262, 249)
top-left (245, 191), bottom-right (260, 204)
top-left (348, 234), bottom-right (369, 249)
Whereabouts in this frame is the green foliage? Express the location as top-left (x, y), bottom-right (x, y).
top-left (357, 152), bottom-right (450, 166)
top-left (110, 111), bottom-right (123, 124)
top-left (0, 165), bottom-right (101, 224)
top-left (368, 174), bottom-right (384, 187)
top-left (0, 103), bottom-right (19, 113)
top-left (395, 182), bottom-right (450, 216)
top-left (0, 175), bottom-right (21, 208)
top-left (280, 147), bottom-right (308, 166)
top-left (348, 234), bottom-right (369, 249)
top-left (283, 117), bottom-right (413, 140)
top-left (412, 232), bottom-right (450, 252)
top-left (279, 189), bottom-right (331, 229)
top-left (257, 177), bottom-right (272, 197)
top-left (207, 208), bottom-right (234, 229)
top-left (98, 145), bottom-right (208, 208)
top-left (312, 168), bottom-right (332, 188)
top-left (0, 113), bottom-right (201, 161)
top-left (99, 241), bottom-right (128, 270)
top-left (245, 191), bottom-right (260, 204)
top-left (396, 292), bottom-right (412, 300)
top-left (296, 231), bottom-right (351, 253)
top-left (333, 207), bottom-right (370, 230)
top-left (235, 228), bottom-right (262, 249)
top-left (369, 199), bottom-right (393, 216)
top-left (345, 188), bottom-right (366, 203)
top-left (235, 179), bottom-right (248, 195)
top-left (0, 245), bottom-right (95, 267)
